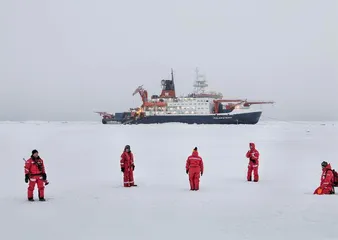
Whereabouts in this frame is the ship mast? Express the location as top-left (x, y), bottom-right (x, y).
top-left (171, 68), bottom-right (175, 92)
top-left (193, 68), bottom-right (208, 94)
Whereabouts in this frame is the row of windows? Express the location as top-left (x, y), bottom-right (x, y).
top-left (167, 98), bottom-right (210, 103)
top-left (145, 108), bottom-right (209, 112)
top-left (145, 105), bottom-right (209, 111)
top-left (168, 103), bottom-right (209, 106)
top-left (146, 109), bottom-right (209, 115)
top-left (168, 106), bottom-right (209, 109)
top-left (146, 111), bottom-right (210, 115)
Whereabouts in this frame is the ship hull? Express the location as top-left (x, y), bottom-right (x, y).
top-left (122, 111), bottom-right (262, 125)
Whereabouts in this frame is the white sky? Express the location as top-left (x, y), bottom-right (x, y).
top-left (1, 0), bottom-right (337, 121)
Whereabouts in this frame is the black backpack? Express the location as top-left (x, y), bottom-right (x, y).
top-left (327, 169), bottom-right (338, 187)
top-left (332, 169), bottom-right (338, 187)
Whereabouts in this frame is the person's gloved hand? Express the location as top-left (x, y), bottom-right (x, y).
top-left (25, 174), bottom-right (29, 183)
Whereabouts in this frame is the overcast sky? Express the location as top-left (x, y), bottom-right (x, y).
top-left (0, 0), bottom-right (337, 121)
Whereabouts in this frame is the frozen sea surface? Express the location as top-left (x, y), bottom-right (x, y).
top-left (0, 121), bottom-right (337, 240)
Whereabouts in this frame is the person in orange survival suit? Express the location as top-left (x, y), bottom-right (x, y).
top-left (186, 147), bottom-right (204, 191)
top-left (24, 149), bottom-right (49, 201)
top-left (313, 161), bottom-right (335, 195)
top-left (246, 142), bottom-right (260, 182)
top-left (120, 145), bottom-right (137, 187)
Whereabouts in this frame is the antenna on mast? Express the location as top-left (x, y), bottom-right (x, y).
top-left (193, 67), bottom-right (208, 94)
top-left (171, 68), bottom-right (175, 92)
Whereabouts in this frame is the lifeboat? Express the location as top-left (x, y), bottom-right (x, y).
top-left (143, 101), bottom-right (167, 108)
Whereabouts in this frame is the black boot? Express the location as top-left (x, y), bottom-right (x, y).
top-left (28, 198), bottom-right (34, 201)
top-left (38, 190), bottom-right (45, 201)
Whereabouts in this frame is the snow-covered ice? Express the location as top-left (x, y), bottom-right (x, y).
top-left (0, 121), bottom-right (337, 240)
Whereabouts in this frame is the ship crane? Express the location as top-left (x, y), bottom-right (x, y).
top-left (132, 85), bottom-right (148, 106)
top-left (213, 99), bottom-right (247, 113)
top-left (132, 85), bottom-right (167, 108)
top-left (243, 101), bottom-right (275, 107)
top-left (213, 99), bottom-right (274, 113)
top-left (94, 111), bottom-right (114, 118)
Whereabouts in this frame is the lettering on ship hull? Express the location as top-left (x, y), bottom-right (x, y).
top-left (213, 116), bottom-right (232, 120)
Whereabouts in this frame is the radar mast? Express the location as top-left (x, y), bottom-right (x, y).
top-left (193, 68), bottom-right (208, 94)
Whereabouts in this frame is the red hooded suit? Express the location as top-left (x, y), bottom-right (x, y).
top-left (186, 148), bottom-right (204, 191)
top-left (246, 143), bottom-right (260, 182)
top-left (313, 163), bottom-right (335, 195)
top-left (24, 150), bottom-right (48, 201)
top-left (120, 145), bottom-right (136, 187)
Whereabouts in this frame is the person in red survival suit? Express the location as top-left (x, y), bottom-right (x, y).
top-left (246, 142), bottom-right (260, 182)
top-left (24, 149), bottom-right (49, 201)
top-left (313, 161), bottom-right (335, 195)
top-left (186, 147), bottom-right (204, 191)
top-left (120, 145), bottom-right (137, 187)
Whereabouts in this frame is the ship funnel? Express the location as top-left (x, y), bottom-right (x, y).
top-left (159, 69), bottom-right (176, 98)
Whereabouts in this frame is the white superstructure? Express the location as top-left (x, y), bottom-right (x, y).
top-left (141, 97), bottom-right (259, 116)
top-left (143, 97), bottom-right (213, 116)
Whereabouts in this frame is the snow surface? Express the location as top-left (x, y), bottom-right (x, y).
top-left (1, 121), bottom-right (338, 240)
